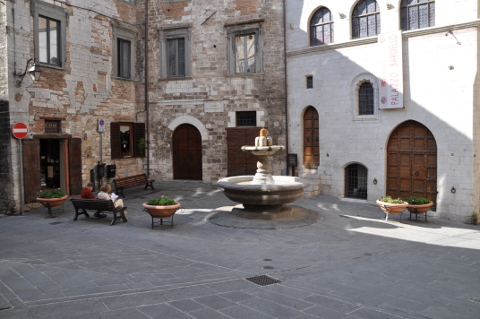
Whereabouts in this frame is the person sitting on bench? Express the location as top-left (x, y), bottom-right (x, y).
top-left (81, 182), bottom-right (106, 218)
top-left (97, 184), bottom-right (125, 212)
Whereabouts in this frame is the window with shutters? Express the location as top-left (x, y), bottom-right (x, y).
top-left (160, 27), bottom-right (191, 78)
top-left (32, 1), bottom-right (67, 68)
top-left (110, 122), bottom-right (146, 159)
top-left (113, 27), bottom-right (136, 80)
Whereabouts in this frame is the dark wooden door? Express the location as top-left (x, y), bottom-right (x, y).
top-left (304, 106), bottom-right (319, 169)
top-left (226, 127), bottom-right (259, 176)
top-left (23, 139), bottom-right (41, 203)
top-left (69, 138), bottom-right (83, 194)
top-left (173, 124), bottom-right (202, 180)
top-left (387, 120), bottom-right (437, 208)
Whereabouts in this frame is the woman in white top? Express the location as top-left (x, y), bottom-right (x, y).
top-left (97, 184), bottom-right (124, 209)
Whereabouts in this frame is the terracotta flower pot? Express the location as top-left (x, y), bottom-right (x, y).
top-left (142, 202), bottom-right (180, 217)
top-left (407, 202), bottom-right (433, 215)
top-left (142, 202), bottom-right (181, 228)
top-left (376, 200), bottom-right (408, 221)
top-left (36, 195), bottom-right (68, 217)
top-left (37, 195), bottom-right (68, 209)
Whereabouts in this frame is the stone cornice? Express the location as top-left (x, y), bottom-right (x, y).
top-left (287, 20), bottom-right (480, 57)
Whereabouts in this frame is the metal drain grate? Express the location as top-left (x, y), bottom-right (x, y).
top-left (245, 275), bottom-right (281, 286)
top-left (49, 222), bottom-right (63, 225)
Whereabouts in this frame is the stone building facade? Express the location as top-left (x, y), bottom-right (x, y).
top-left (0, 0), bottom-right (287, 214)
top-left (1, 0), bottom-right (145, 214)
top-left (286, 0), bottom-right (480, 223)
top-left (142, 0), bottom-right (286, 182)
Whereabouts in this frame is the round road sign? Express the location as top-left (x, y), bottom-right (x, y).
top-left (12, 122), bottom-right (28, 139)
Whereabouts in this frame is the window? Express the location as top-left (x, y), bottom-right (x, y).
top-left (113, 27), bottom-right (136, 80)
top-left (352, 0), bottom-right (380, 39)
top-left (117, 38), bottom-right (131, 78)
top-left (227, 27), bottom-right (262, 75)
top-left (400, 0), bottom-right (435, 31)
top-left (352, 74), bottom-right (378, 119)
top-left (236, 111), bottom-right (257, 126)
top-left (160, 27), bottom-right (190, 78)
top-left (32, 1), bottom-right (67, 68)
top-left (110, 122), bottom-right (146, 159)
top-left (310, 7), bottom-right (334, 46)
top-left (345, 164), bottom-right (368, 199)
top-left (359, 82), bottom-right (374, 115)
top-left (303, 107), bottom-right (319, 169)
top-left (306, 76), bottom-right (313, 89)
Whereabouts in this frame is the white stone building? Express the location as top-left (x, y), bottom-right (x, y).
top-left (286, 0), bottom-right (480, 223)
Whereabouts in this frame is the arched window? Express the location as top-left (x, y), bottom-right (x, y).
top-left (400, 0), bottom-right (435, 31)
top-left (352, 0), bottom-right (380, 39)
top-left (345, 164), bottom-right (368, 199)
top-left (358, 82), bottom-right (374, 115)
top-left (303, 106), bottom-right (319, 169)
top-left (310, 7), bottom-right (334, 46)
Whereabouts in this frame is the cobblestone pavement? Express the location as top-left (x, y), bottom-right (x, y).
top-left (0, 180), bottom-right (479, 319)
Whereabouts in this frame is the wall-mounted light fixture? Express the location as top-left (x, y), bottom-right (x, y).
top-left (373, 178), bottom-right (377, 185)
top-left (386, 3), bottom-right (394, 9)
top-left (451, 186), bottom-right (456, 194)
top-left (339, 13), bottom-right (346, 19)
top-left (15, 58), bottom-right (42, 87)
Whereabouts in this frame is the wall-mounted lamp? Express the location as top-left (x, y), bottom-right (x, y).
top-left (386, 3), bottom-right (394, 9)
top-left (451, 186), bottom-right (456, 194)
top-left (338, 13), bottom-right (346, 19)
top-left (15, 58), bottom-right (42, 87)
top-left (373, 178), bottom-right (377, 185)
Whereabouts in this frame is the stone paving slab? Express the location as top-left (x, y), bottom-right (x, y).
top-left (0, 180), bottom-right (479, 318)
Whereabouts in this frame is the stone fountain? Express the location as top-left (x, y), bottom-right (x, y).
top-left (215, 128), bottom-right (309, 221)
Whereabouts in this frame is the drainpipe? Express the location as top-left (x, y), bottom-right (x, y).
top-left (145, 0), bottom-right (150, 178)
top-left (283, 0), bottom-right (289, 175)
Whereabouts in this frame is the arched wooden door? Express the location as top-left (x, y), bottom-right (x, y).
top-left (304, 106), bottom-right (319, 169)
top-left (173, 124), bottom-right (202, 180)
top-left (387, 120), bottom-right (437, 208)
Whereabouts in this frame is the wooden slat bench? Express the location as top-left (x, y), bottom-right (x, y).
top-left (113, 173), bottom-right (155, 198)
top-left (70, 198), bottom-right (128, 226)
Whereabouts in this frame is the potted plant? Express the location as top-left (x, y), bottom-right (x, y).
top-left (36, 188), bottom-right (68, 216)
top-left (137, 138), bottom-right (146, 154)
top-left (404, 196), bottom-right (433, 221)
top-left (376, 196), bottom-right (409, 221)
top-left (142, 195), bottom-right (180, 228)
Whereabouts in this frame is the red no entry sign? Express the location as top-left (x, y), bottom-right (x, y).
top-left (12, 122), bottom-right (28, 139)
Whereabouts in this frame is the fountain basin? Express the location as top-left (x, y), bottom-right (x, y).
top-left (217, 175), bottom-right (308, 211)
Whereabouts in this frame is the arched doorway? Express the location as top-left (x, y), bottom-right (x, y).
top-left (172, 124), bottom-right (202, 180)
top-left (387, 120), bottom-right (437, 208)
top-left (303, 106), bottom-right (319, 169)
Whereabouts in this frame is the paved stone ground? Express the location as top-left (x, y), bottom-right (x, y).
top-left (0, 180), bottom-right (479, 319)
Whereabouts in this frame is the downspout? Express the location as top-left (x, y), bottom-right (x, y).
top-left (283, 0), bottom-right (289, 175)
top-left (145, 0), bottom-right (150, 178)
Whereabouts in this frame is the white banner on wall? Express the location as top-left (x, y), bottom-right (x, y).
top-left (379, 32), bottom-right (404, 109)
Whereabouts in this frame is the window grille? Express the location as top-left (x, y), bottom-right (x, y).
top-left (400, 0), bottom-right (435, 31)
top-left (45, 120), bottom-right (61, 133)
top-left (352, 0), bottom-right (381, 39)
top-left (310, 7), bottom-right (334, 46)
top-left (306, 76), bottom-right (313, 89)
top-left (359, 82), bottom-right (374, 115)
top-left (345, 164), bottom-right (368, 199)
top-left (236, 111), bottom-right (257, 126)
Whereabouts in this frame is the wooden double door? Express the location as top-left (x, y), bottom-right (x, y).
top-left (172, 124), bottom-right (202, 180)
top-left (386, 121), bottom-right (437, 208)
